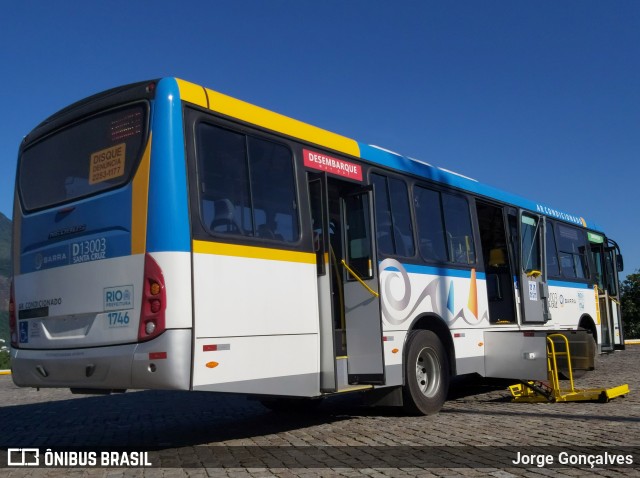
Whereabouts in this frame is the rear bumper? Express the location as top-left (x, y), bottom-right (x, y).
top-left (10, 329), bottom-right (192, 391)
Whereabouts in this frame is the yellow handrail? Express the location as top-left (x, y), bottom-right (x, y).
top-left (329, 246), bottom-right (346, 330)
top-left (341, 259), bottom-right (379, 298)
top-left (547, 334), bottom-right (576, 395)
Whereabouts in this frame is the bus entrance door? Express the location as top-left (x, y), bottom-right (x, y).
top-left (341, 188), bottom-right (385, 385)
top-left (589, 234), bottom-right (625, 351)
top-left (309, 173), bottom-right (385, 390)
top-left (476, 201), bottom-right (517, 324)
top-left (518, 212), bottom-right (550, 324)
top-left (606, 242), bottom-right (625, 350)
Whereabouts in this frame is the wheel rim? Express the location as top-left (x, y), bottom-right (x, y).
top-left (415, 346), bottom-right (441, 398)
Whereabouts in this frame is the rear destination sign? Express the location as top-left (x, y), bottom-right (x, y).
top-left (303, 149), bottom-right (363, 181)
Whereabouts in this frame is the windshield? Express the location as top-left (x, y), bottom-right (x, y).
top-left (19, 103), bottom-right (148, 211)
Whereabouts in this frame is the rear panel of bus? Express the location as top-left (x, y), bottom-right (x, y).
top-left (10, 80), bottom-right (192, 391)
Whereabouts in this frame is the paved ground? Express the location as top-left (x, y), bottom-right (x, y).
top-left (0, 346), bottom-right (639, 477)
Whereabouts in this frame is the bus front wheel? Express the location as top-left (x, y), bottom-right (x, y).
top-left (403, 329), bottom-right (449, 415)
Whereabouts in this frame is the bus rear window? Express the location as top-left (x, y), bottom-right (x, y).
top-left (18, 103), bottom-right (148, 211)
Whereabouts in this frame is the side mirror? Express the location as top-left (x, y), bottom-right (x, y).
top-left (616, 254), bottom-right (624, 272)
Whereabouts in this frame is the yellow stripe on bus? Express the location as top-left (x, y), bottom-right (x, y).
top-left (131, 137), bottom-right (152, 255)
top-left (193, 240), bottom-right (316, 264)
top-left (204, 87), bottom-right (360, 157)
top-left (176, 78), bottom-right (360, 161)
top-left (174, 83), bottom-right (359, 159)
top-left (176, 79), bottom-right (208, 108)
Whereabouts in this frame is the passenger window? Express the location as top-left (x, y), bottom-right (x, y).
top-left (196, 123), bottom-right (299, 243)
top-left (371, 174), bottom-right (394, 256)
top-left (371, 173), bottom-right (414, 257)
top-left (388, 178), bottom-right (415, 257)
top-left (546, 223), bottom-right (561, 277)
top-left (442, 194), bottom-right (476, 264)
top-left (414, 186), bottom-right (447, 262)
top-left (557, 225), bottom-right (589, 279)
top-left (247, 137), bottom-right (299, 242)
top-left (197, 125), bottom-right (251, 235)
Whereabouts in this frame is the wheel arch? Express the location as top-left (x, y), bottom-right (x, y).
top-left (405, 313), bottom-right (456, 377)
top-left (578, 314), bottom-right (598, 344)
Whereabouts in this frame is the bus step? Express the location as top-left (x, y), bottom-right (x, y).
top-left (335, 355), bottom-right (374, 393)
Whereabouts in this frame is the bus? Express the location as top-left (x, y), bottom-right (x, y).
top-left (9, 78), bottom-right (625, 415)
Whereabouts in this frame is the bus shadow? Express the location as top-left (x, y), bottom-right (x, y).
top-left (0, 390), bottom-right (354, 449)
top-left (447, 374), bottom-right (514, 400)
top-left (0, 380), bottom-right (519, 449)
top-left (441, 405), bottom-right (640, 423)
top-left (2, 382), bottom-right (634, 450)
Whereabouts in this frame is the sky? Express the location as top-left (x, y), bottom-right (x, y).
top-left (1, 1), bottom-right (638, 278)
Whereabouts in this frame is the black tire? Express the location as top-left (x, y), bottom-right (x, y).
top-left (402, 330), bottom-right (450, 415)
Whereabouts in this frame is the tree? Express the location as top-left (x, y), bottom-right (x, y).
top-left (620, 271), bottom-right (640, 339)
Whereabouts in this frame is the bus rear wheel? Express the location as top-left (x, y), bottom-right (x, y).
top-left (403, 330), bottom-right (449, 415)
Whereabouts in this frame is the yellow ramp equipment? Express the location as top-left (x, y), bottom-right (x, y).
top-left (510, 334), bottom-right (630, 403)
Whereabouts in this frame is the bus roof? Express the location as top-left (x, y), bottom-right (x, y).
top-left (171, 78), bottom-right (599, 232)
top-left (33, 77), bottom-right (599, 232)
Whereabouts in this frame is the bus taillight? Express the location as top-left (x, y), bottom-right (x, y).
top-left (9, 280), bottom-right (17, 347)
top-left (138, 254), bottom-right (166, 342)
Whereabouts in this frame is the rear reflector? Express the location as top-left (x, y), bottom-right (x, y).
top-left (203, 344), bottom-right (231, 352)
top-left (138, 254), bottom-right (166, 342)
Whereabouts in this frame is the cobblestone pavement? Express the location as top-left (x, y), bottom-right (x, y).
top-left (1, 347), bottom-right (639, 477)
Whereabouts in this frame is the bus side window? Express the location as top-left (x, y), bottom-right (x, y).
top-left (414, 186), bottom-right (448, 263)
top-left (196, 123), bottom-right (299, 243)
top-left (247, 136), bottom-right (299, 243)
top-left (557, 224), bottom-right (589, 280)
top-left (388, 177), bottom-right (415, 257)
top-left (371, 173), bottom-right (414, 257)
top-left (197, 123), bottom-right (251, 236)
top-left (442, 193), bottom-right (476, 265)
top-left (371, 174), bottom-right (394, 256)
top-left (546, 222), bottom-right (561, 277)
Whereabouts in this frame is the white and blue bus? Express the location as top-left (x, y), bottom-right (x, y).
top-left (9, 78), bottom-right (624, 414)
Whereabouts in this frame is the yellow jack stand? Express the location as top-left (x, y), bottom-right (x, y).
top-left (510, 334), bottom-right (630, 403)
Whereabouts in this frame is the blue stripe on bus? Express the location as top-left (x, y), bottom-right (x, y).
top-left (548, 279), bottom-right (591, 289)
top-left (382, 261), bottom-right (486, 280)
top-left (357, 142), bottom-right (599, 231)
top-left (146, 78), bottom-right (191, 253)
top-left (19, 186), bottom-right (132, 273)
